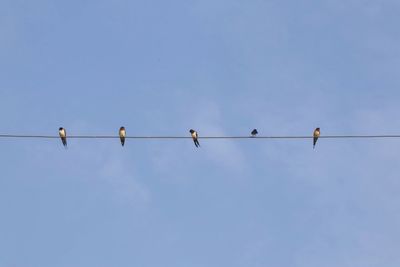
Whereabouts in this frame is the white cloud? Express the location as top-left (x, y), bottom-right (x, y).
top-left (99, 153), bottom-right (150, 205)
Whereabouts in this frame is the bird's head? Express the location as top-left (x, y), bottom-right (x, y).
top-left (189, 129), bottom-right (195, 133)
top-left (59, 127), bottom-right (64, 131)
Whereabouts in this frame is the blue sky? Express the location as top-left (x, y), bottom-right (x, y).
top-left (1, 0), bottom-right (400, 266)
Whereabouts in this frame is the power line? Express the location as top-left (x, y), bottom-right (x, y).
top-left (0, 134), bottom-right (400, 139)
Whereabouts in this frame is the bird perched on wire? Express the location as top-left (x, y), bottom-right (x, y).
top-left (119, 127), bottom-right (126, 147)
top-left (313, 127), bottom-right (320, 149)
top-left (59, 127), bottom-right (67, 148)
top-left (189, 129), bottom-right (200, 148)
top-left (251, 129), bottom-right (258, 137)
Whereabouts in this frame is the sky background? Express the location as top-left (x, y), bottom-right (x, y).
top-left (1, 0), bottom-right (400, 266)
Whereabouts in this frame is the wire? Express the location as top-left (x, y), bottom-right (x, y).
top-left (0, 134), bottom-right (400, 139)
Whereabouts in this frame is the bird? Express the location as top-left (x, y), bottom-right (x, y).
top-left (189, 129), bottom-right (200, 148)
top-left (59, 127), bottom-right (67, 148)
top-left (119, 127), bottom-right (126, 147)
top-left (313, 127), bottom-right (320, 149)
top-left (251, 129), bottom-right (258, 137)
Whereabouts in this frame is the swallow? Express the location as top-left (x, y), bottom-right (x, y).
top-left (59, 127), bottom-right (67, 148)
top-left (119, 126), bottom-right (126, 147)
top-left (313, 127), bottom-right (320, 149)
top-left (251, 129), bottom-right (258, 137)
top-left (189, 129), bottom-right (200, 148)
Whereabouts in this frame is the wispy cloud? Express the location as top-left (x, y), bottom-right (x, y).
top-left (98, 151), bottom-right (150, 205)
top-left (192, 101), bottom-right (246, 171)
top-left (26, 121), bottom-right (151, 206)
top-left (149, 100), bottom-right (247, 183)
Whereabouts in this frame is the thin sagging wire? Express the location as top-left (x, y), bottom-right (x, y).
top-left (0, 134), bottom-right (400, 139)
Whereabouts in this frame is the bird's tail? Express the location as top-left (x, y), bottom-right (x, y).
top-left (62, 138), bottom-right (67, 148)
top-left (193, 139), bottom-right (199, 147)
top-left (121, 138), bottom-right (125, 147)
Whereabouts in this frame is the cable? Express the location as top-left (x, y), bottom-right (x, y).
top-left (0, 134), bottom-right (400, 139)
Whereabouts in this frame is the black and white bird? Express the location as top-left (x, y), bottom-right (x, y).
top-left (313, 127), bottom-right (320, 149)
top-left (189, 129), bottom-right (200, 148)
top-left (59, 127), bottom-right (67, 148)
top-left (119, 127), bottom-right (126, 147)
top-left (251, 129), bottom-right (258, 137)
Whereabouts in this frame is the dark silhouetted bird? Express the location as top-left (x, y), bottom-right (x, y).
top-left (251, 129), bottom-right (258, 137)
